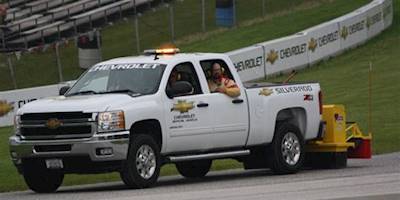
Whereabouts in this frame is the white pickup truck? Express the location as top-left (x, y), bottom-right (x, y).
top-left (9, 49), bottom-right (322, 193)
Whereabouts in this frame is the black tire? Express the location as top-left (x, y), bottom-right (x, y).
top-left (22, 163), bottom-right (64, 193)
top-left (268, 122), bottom-right (305, 174)
top-left (120, 134), bottom-right (161, 188)
top-left (175, 160), bottom-right (212, 178)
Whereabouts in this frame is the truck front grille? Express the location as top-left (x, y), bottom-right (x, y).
top-left (21, 112), bottom-right (93, 121)
top-left (20, 112), bottom-right (95, 140)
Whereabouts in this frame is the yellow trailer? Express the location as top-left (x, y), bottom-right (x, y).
top-left (306, 105), bottom-right (372, 168)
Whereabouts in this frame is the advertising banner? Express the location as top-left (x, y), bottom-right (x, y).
top-left (359, 1), bottom-right (384, 39)
top-left (301, 22), bottom-right (341, 65)
top-left (336, 11), bottom-right (367, 50)
top-left (227, 45), bottom-right (265, 82)
top-left (0, 84), bottom-right (64, 127)
top-left (382, 0), bottom-right (393, 30)
top-left (259, 34), bottom-right (308, 76)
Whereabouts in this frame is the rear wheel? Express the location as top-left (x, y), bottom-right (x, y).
top-left (268, 122), bottom-right (305, 174)
top-left (22, 163), bottom-right (64, 193)
top-left (120, 134), bottom-right (161, 188)
top-left (176, 160), bottom-right (212, 178)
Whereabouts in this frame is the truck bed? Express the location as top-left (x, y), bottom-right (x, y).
top-left (243, 82), bottom-right (319, 89)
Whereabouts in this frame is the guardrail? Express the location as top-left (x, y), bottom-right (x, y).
top-left (0, 0), bottom-right (394, 127)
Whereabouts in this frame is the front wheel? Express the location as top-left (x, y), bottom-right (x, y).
top-left (120, 134), bottom-right (161, 189)
top-left (176, 160), bottom-right (212, 178)
top-left (23, 163), bottom-right (64, 193)
top-left (268, 122), bottom-right (305, 174)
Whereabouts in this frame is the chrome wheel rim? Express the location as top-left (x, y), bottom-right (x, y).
top-left (281, 132), bottom-right (301, 166)
top-left (136, 144), bottom-right (156, 179)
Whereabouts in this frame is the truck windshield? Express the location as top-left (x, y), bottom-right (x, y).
top-left (66, 63), bottom-right (166, 96)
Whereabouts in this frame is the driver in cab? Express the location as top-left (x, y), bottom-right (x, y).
top-left (207, 62), bottom-right (240, 98)
top-left (167, 68), bottom-right (194, 96)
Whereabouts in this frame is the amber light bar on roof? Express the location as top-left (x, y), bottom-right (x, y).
top-left (144, 48), bottom-right (180, 55)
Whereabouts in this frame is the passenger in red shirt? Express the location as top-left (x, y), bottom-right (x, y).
top-left (207, 62), bottom-right (240, 97)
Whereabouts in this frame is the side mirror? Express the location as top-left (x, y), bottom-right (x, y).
top-left (167, 81), bottom-right (193, 98)
top-left (59, 86), bottom-right (70, 96)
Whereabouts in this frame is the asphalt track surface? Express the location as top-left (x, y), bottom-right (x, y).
top-left (1, 152), bottom-right (399, 200)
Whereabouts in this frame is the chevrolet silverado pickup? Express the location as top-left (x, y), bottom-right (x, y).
top-left (9, 49), bottom-right (322, 193)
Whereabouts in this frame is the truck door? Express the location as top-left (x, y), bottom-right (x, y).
top-left (163, 62), bottom-right (215, 153)
top-left (198, 59), bottom-right (249, 148)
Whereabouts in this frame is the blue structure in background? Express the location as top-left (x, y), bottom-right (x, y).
top-left (216, 0), bottom-right (234, 27)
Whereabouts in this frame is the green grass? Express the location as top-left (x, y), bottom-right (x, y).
top-left (1, 0), bottom-right (397, 193)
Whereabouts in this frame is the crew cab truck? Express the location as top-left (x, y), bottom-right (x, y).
top-left (9, 49), bottom-right (322, 193)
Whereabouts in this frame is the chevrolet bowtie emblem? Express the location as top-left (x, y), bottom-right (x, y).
top-left (46, 118), bottom-right (62, 129)
top-left (171, 100), bottom-right (194, 113)
top-left (266, 49), bottom-right (279, 64)
top-left (366, 17), bottom-right (372, 29)
top-left (341, 26), bottom-right (349, 40)
top-left (259, 88), bottom-right (273, 96)
top-left (0, 100), bottom-right (14, 117)
top-left (308, 38), bottom-right (318, 52)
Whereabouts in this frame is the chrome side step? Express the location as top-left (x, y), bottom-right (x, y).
top-left (167, 149), bottom-right (250, 163)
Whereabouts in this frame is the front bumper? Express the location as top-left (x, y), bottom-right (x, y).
top-left (9, 131), bottom-right (130, 173)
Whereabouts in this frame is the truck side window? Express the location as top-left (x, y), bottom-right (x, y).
top-left (167, 62), bottom-right (203, 96)
top-left (200, 59), bottom-right (236, 82)
top-left (200, 59), bottom-right (241, 97)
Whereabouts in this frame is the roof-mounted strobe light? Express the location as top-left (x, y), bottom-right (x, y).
top-left (143, 48), bottom-right (180, 60)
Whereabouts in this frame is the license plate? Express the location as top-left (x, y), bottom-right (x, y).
top-left (45, 159), bottom-right (63, 169)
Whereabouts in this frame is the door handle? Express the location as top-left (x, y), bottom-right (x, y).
top-left (232, 99), bottom-right (244, 104)
top-left (197, 103), bottom-right (209, 108)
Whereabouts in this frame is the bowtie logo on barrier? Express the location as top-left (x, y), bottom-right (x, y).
top-left (366, 17), bottom-right (372, 29)
top-left (308, 38), bottom-right (318, 52)
top-left (266, 49), bottom-right (279, 64)
top-left (340, 26), bottom-right (349, 40)
top-left (0, 100), bottom-right (14, 117)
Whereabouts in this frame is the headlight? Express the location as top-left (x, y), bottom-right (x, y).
top-left (97, 111), bottom-right (125, 133)
top-left (14, 115), bottom-right (21, 135)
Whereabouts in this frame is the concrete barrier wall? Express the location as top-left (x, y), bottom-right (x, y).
top-left (0, 81), bottom-right (75, 127)
top-left (228, 0), bottom-right (393, 79)
top-left (301, 21), bottom-right (341, 65)
top-left (363, 1), bottom-right (385, 39)
top-left (337, 10), bottom-right (368, 50)
top-left (259, 34), bottom-right (309, 76)
top-left (0, 84), bottom-right (60, 127)
top-left (0, 0), bottom-right (394, 127)
top-left (382, 0), bottom-right (393, 29)
top-left (228, 45), bottom-right (265, 82)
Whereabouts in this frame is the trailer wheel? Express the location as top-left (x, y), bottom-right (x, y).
top-left (176, 160), bottom-right (212, 178)
top-left (23, 163), bottom-right (64, 193)
top-left (120, 134), bottom-right (161, 188)
top-left (269, 122), bottom-right (305, 174)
